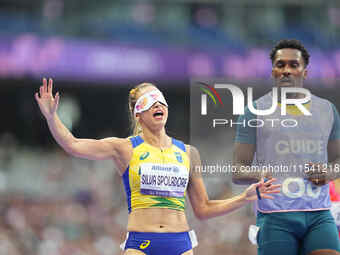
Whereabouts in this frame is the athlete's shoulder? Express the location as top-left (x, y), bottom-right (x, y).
top-left (311, 94), bottom-right (338, 118)
top-left (311, 94), bottom-right (333, 106)
top-left (101, 136), bottom-right (131, 147)
top-left (251, 91), bottom-right (274, 111)
top-left (184, 144), bottom-right (198, 155)
top-left (184, 144), bottom-right (200, 167)
top-left (166, 136), bottom-right (186, 152)
top-left (254, 91), bottom-right (272, 104)
top-left (127, 135), bottom-right (145, 148)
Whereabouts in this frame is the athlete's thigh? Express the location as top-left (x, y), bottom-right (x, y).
top-left (257, 213), bottom-right (300, 255)
top-left (302, 212), bottom-right (340, 255)
top-left (124, 248), bottom-right (147, 255)
top-left (258, 237), bottom-right (299, 255)
top-left (181, 249), bottom-right (193, 255)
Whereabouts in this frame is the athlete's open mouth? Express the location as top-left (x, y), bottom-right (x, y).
top-left (153, 111), bottom-right (164, 117)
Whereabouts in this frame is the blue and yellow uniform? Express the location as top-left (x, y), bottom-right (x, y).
top-left (121, 135), bottom-right (198, 254)
top-left (123, 135), bottom-right (190, 213)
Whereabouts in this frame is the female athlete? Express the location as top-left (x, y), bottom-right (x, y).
top-left (35, 78), bottom-right (280, 255)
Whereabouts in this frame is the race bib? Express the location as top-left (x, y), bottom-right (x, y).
top-left (140, 163), bottom-right (189, 198)
top-left (331, 201), bottom-right (340, 228)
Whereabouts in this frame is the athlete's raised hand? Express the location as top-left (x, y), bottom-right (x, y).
top-left (35, 78), bottom-right (59, 120)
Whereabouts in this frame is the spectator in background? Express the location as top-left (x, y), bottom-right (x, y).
top-left (330, 180), bottom-right (340, 238)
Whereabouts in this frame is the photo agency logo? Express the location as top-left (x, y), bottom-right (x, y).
top-left (193, 81), bottom-right (312, 128)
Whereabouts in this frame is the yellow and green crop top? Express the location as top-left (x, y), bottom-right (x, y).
top-left (122, 135), bottom-right (190, 213)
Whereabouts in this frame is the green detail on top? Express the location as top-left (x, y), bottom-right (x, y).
top-left (140, 151), bottom-right (150, 160)
top-left (150, 197), bottom-right (185, 210)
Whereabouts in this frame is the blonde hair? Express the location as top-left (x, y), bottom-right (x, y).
top-left (128, 83), bottom-right (157, 136)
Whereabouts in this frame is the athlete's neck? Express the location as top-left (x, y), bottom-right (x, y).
top-left (277, 86), bottom-right (306, 102)
top-left (141, 128), bottom-right (171, 149)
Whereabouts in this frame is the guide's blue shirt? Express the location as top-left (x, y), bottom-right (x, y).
top-left (234, 94), bottom-right (340, 212)
top-left (235, 102), bottom-right (340, 145)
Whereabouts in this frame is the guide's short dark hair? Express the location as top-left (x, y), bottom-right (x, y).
top-left (270, 39), bottom-right (310, 67)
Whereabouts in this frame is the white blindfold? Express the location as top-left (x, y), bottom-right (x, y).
top-left (134, 90), bottom-right (168, 116)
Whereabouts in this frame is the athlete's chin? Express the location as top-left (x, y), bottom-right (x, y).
top-left (151, 120), bottom-right (167, 129)
top-left (153, 116), bottom-right (167, 123)
top-left (277, 82), bottom-right (295, 87)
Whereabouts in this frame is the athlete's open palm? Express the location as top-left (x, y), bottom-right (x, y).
top-left (244, 178), bottom-right (281, 201)
top-left (35, 78), bottom-right (59, 120)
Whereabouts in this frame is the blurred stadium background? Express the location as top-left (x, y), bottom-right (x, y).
top-left (1, 0), bottom-right (340, 254)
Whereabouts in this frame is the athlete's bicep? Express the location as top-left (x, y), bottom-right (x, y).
top-left (233, 142), bottom-right (256, 166)
top-left (186, 145), bottom-right (209, 219)
top-left (328, 140), bottom-right (340, 164)
top-left (232, 106), bottom-right (257, 183)
top-left (70, 137), bottom-right (131, 161)
top-left (187, 171), bottom-right (209, 220)
top-left (328, 103), bottom-right (340, 162)
top-left (234, 106), bottom-right (257, 145)
top-left (233, 107), bottom-right (256, 167)
top-left (185, 145), bottom-right (201, 178)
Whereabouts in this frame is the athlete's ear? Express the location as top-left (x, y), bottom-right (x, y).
top-left (303, 68), bottom-right (308, 79)
top-left (271, 64), bottom-right (276, 79)
top-left (271, 69), bottom-right (276, 82)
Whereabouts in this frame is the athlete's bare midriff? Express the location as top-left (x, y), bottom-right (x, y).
top-left (127, 208), bottom-right (190, 232)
